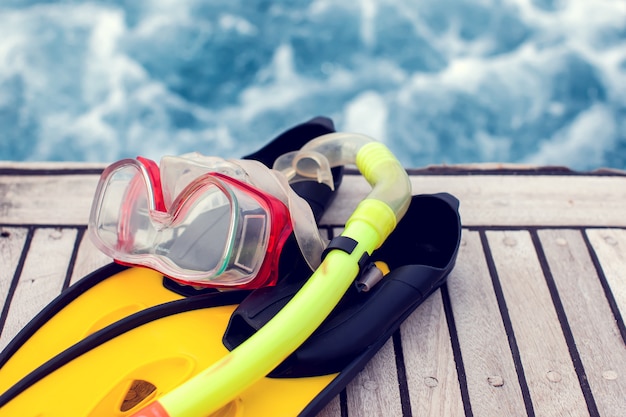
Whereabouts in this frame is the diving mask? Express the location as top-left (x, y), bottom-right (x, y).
top-left (88, 155), bottom-right (295, 289)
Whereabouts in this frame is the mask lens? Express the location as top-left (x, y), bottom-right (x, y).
top-left (162, 178), bottom-right (269, 286)
top-left (158, 183), bottom-right (233, 275)
top-left (234, 213), bottom-right (266, 273)
top-left (93, 163), bottom-right (151, 252)
top-left (228, 187), bottom-right (269, 278)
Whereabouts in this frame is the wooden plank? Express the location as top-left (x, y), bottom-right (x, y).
top-left (0, 227), bottom-right (29, 330)
top-left (69, 230), bottom-right (113, 286)
top-left (585, 229), bottom-right (626, 323)
top-left (0, 174), bottom-right (100, 225)
top-left (315, 395), bottom-right (341, 417)
top-left (486, 230), bottom-right (589, 416)
top-left (0, 228), bottom-right (28, 303)
top-left (400, 290), bottom-right (465, 417)
top-left (346, 338), bottom-right (403, 416)
top-left (0, 161), bottom-right (107, 171)
top-left (538, 229), bottom-right (626, 416)
top-left (322, 175), bottom-right (626, 227)
top-left (0, 228), bottom-right (77, 350)
top-left (446, 230), bottom-right (527, 416)
top-left (2, 172), bottom-right (626, 227)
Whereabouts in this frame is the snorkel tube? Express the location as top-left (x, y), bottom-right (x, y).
top-left (132, 134), bottom-right (411, 417)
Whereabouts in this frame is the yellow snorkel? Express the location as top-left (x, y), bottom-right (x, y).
top-left (132, 133), bottom-right (412, 417)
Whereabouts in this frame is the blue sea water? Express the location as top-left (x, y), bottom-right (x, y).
top-left (0, 0), bottom-right (625, 171)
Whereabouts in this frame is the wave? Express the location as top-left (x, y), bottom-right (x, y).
top-left (0, 0), bottom-right (624, 170)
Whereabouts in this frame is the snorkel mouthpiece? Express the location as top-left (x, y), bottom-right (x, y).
top-left (132, 134), bottom-right (412, 417)
top-left (273, 150), bottom-right (335, 190)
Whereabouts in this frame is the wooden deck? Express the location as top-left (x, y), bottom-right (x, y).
top-left (1, 163), bottom-right (625, 416)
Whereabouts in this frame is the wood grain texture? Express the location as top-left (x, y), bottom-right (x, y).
top-left (315, 395), bottom-right (341, 417)
top-left (321, 175), bottom-right (626, 227)
top-left (0, 174), bottom-right (100, 225)
top-left (69, 230), bottom-right (113, 286)
top-left (400, 290), bottom-right (465, 417)
top-left (0, 228), bottom-right (77, 350)
top-left (447, 231), bottom-right (527, 416)
top-left (0, 227), bottom-right (28, 319)
top-left (486, 230), bottom-right (589, 417)
top-left (538, 229), bottom-right (626, 417)
top-left (585, 229), bottom-right (626, 325)
top-left (345, 338), bottom-right (403, 416)
top-left (3, 170), bottom-right (626, 227)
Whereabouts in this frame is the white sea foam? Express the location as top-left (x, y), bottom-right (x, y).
top-left (344, 90), bottom-right (388, 142)
top-left (524, 103), bottom-right (617, 168)
top-left (0, 0), bottom-right (624, 171)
